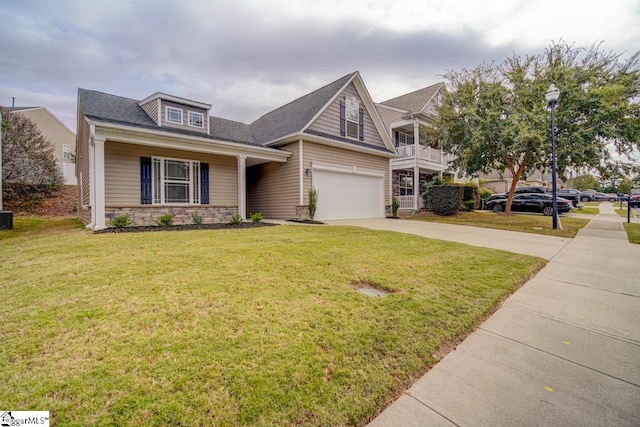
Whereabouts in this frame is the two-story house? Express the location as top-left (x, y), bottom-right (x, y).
top-left (376, 83), bottom-right (456, 211)
top-left (7, 106), bottom-right (77, 185)
top-left (76, 71), bottom-right (396, 230)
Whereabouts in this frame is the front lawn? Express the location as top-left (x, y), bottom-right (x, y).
top-left (623, 223), bottom-right (640, 244)
top-left (409, 211), bottom-right (589, 237)
top-left (0, 218), bottom-right (545, 426)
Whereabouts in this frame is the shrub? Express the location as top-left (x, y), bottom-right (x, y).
top-left (422, 177), bottom-right (443, 209)
top-left (108, 214), bottom-right (133, 228)
top-left (156, 213), bottom-right (175, 227)
top-left (461, 184), bottom-right (479, 211)
top-left (308, 187), bottom-right (319, 221)
top-left (426, 185), bottom-right (463, 216)
top-left (190, 212), bottom-right (204, 224)
top-left (391, 196), bottom-right (400, 217)
top-left (229, 213), bottom-right (243, 225)
top-left (250, 212), bottom-right (263, 223)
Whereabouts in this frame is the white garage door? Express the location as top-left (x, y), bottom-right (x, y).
top-left (312, 167), bottom-right (385, 220)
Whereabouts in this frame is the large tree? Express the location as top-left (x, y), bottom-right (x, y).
top-left (428, 42), bottom-right (640, 214)
top-left (1, 107), bottom-right (62, 199)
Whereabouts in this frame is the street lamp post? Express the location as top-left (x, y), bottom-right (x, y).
top-left (545, 83), bottom-right (560, 230)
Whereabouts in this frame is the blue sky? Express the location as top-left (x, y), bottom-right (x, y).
top-left (1, 0), bottom-right (639, 162)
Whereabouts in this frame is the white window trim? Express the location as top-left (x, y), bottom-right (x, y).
top-left (62, 144), bottom-right (71, 159)
top-left (188, 111), bottom-right (204, 128)
top-left (397, 131), bottom-right (414, 147)
top-left (152, 156), bottom-right (200, 205)
top-left (399, 173), bottom-right (414, 196)
top-left (345, 98), bottom-right (359, 140)
top-left (165, 106), bottom-right (183, 124)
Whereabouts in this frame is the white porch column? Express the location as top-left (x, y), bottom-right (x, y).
top-left (93, 136), bottom-right (106, 230)
top-left (413, 122), bottom-right (420, 210)
top-left (237, 155), bottom-right (247, 220)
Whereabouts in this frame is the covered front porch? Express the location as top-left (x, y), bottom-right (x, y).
top-left (390, 121), bottom-right (455, 210)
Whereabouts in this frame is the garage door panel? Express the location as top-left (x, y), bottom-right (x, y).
top-left (313, 169), bottom-right (384, 220)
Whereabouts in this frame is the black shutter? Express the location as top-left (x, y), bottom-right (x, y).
top-left (140, 157), bottom-right (152, 204)
top-left (358, 107), bottom-right (364, 141)
top-left (200, 162), bottom-right (209, 204)
top-left (339, 100), bottom-right (345, 136)
top-left (395, 131), bottom-right (399, 147)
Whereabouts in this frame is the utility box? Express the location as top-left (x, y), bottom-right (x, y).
top-left (0, 211), bottom-right (14, 230)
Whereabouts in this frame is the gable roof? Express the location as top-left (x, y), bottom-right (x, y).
top-left (78, 71), bottom-right (394, 153)
top-left (250, 72), bottom-right (355, 145)
top-left (379, 82), bottom-right (444, 114)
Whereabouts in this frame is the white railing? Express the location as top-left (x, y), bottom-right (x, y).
top-left (395, 144), bottom-right (454, 165)
top-left (398, 196), bottom-right (415, 209)
top-left (396, 145), bottom-right (415, 158)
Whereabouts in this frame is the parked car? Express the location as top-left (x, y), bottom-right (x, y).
top-left (629, 189), bottom-right (640, 208)
top-left (487, 193), bottom-right (573, 216)
top-left (554, 189), bottom-right (582, 206)
top-left (488, 186), bottom-right (547, 201)
top-left (590, 192), bottom-right (617, 202)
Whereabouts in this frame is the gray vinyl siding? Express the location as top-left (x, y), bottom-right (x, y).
top-left (247, 142), bottom-right (300, 219)
top-left (307, 82), bottom-right (385, 149)
top-left (376, 105), bottom-right (405, 136)
top-left (160, 100), bottom-right (209, 134)
top-left (302, 141), bottom-right (390, 203)
top-left (139, 98), bottom-right (159, 124)
top-left (76, 115), bottom-right (91, 223)
top-left (104, 141), bottom-right (237, 207)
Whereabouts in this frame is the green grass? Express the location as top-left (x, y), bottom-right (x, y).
top-left (409, 211), bottom-right (589, 237)
top-left (573, 205), bottom-right (599, 215)
top-left (623, 223), bottom-right (640, 244)
top-left (0, 218), bottom-right (545, 426)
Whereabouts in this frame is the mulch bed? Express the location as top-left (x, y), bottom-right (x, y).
top-left (94, 222), bottom-right (277, 234)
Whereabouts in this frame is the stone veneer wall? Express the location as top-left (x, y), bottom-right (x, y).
top-left (295, 205), bottom-right (309, 220)
top-left (105, 206), bottom-right (238, 226)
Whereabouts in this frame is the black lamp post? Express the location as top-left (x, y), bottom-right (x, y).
top-left (545, 83), bottom-right (560, 230)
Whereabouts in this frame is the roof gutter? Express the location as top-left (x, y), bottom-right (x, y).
top-left (87, 119), bottom-right (291, 162)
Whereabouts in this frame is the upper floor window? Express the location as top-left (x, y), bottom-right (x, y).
top-left (396, 132), bottom-right (414, 147)
top-left (188, 111), bottom-right (204, 128)
top-left (62, 144), bottom-right (72, 159)
top-left (345, 100), bottom-right (359, 139)
top-left (166, 106), bottom-right (183, 124)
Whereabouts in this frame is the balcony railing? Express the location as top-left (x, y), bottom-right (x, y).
top-left (395, 144), bottom-right (454, 165)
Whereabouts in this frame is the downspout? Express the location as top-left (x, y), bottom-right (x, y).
top-left (87, 124), bottom-right (96, 228)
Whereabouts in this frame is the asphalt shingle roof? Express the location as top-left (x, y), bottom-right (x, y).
top-left (379, 82), bottom-right (443, 114)
top-left (77, 71), bottom-right (391, 153)
top-left (250, 72), bottom-right (355, 145)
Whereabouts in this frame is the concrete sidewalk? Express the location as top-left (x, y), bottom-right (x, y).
top-left (335, 204), bottom-right (640, 426)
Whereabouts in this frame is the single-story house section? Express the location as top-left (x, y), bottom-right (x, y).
top-left (76, 71), bottom-right (396, 230)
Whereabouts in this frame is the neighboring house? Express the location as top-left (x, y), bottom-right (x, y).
top-left (7, 106), bottom-right (77, 185)
top-left (76, 71), bottom-right (396, 230)
top-left (376, 83), bottom-right (456, 210)
top-left (483, 168), bottom-right (562, 193)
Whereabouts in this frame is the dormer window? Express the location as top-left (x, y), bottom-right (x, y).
top-left (166, 106), bottom-right (183, 124)
top-left (188, 111), bottom-right (204, 128)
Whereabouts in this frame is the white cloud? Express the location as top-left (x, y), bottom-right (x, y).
top-left (0, 0), bottom-right (638, 134)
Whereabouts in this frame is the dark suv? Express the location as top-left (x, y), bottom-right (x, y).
top-left (554, 189), bottom-right (582, 206)
top-left (630, 189), bottom-right (640, 208)
top-left (488, 186), bottom-right (547, 201)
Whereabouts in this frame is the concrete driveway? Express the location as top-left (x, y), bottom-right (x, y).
top-left (325, 218), bottom-right (571, 260)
